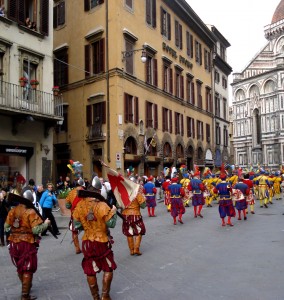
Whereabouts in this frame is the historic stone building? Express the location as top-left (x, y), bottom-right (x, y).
top-left (232, 0), bottom-right (284, 170)
top-left (53, 0), bottom-right (231, 179)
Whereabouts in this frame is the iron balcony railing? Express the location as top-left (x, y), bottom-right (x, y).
top-left (0, 80), bottom-right (63, 119)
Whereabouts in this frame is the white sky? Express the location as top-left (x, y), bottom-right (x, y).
top-left (187, 0), bottom-right (280, 84)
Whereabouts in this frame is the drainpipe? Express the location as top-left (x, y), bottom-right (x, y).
top-left (106, 0), bottom-right (110, 162)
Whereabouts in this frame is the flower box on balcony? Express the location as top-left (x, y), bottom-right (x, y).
top-left (19, 77), bottom-right (28, 87)
top-left (30, 79), bottom-right (39, 89)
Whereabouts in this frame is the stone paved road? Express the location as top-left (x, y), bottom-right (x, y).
top-left (1, 198), bottom-right (284, 300)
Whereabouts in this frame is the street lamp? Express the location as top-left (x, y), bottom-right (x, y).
top-left (121, 46), bottom-right (147, 63)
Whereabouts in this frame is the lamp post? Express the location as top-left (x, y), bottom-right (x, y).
top-left (121, 46), bottom-right (147, 63)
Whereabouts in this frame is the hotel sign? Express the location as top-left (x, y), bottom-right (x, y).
top-left (162, 42), bottom-right (193, 69)
top-left (0, 145), bottom-right (34, 158)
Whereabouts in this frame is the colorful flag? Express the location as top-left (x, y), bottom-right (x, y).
top-left (106, 167), bottom-right (140, 209)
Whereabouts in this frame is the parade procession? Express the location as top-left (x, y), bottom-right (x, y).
top-left (1, 159), bottom-right (284, 300)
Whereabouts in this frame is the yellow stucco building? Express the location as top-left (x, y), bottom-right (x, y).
top-left (53, 0), bottom-right (217, 179)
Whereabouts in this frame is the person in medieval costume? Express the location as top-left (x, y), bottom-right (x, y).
top-left (143, 176), bottom-right (157, 217)
top-left (4, 191), bottom-right (51, 300)
top-left (122, 184), bottom-right (146, 256)
top-left (65, 177), bottom-right (85, 254)
top-left (202, 168), bottom-right (213, 207)
top-left (162, 176), bottom-right (171, 212)
top-left (243, 172), bottom-right (255, 214)
top-left (167, 177), bottom-right (185, 224)
top-left (254, 169), bottom-right (270, 208)
top-left (188, 166), bottom-right (206, 218)
top-left (73, 177), bottom-right (117, 300)
top-left (233, 176), bottom-right (249, 221)
top-left (180, 172), bottom-right (191, 207)
top-left (273, 171), bottom-right (282, 200)
top-left (214, 165), bottom-right (236, 226)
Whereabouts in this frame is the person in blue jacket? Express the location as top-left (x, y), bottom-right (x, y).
top-left (39, 183), bottom-right (61, 235)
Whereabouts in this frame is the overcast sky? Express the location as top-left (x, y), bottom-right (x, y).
top-left (187, 0), bottom-right (280, 74)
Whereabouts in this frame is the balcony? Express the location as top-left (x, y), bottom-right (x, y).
top-left (86, 123), bottom-right (106, 143)
top-left (0, 80), bottom-right (63, 121)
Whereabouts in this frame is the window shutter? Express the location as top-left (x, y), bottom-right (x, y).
top-left (160, 7), bottom-right (163, 34)
top-left (53, 6), bottom-right (58, 28)
top-left (162, 108), bottom-right (165, 132)
top-left (152, 0), bottom-right (156, 28)
top-left (193, 119), bottom-right (195, 138)
top-left (64, 52), bottom-right (69, 85)
top-left (86, 105), bottom-right (92, 126)
top-left (18, 0), bottom-right (26, 25)
top-left (124, 93), bottom-right (129, 123)
top-left (199, 44), bottom-right (202, 65)
top-left (99, 38), bottom-right (105, 73)
top-left (134, 97), bottom-right (139, 125)
top-left (102, 102), bottom-right (106, 124)
top-left (58, 2), bottom-right (65, 26)
top-left (175, 20), bottom-right (179, 47)
top-left (191, 82), bottom-right (195, 105)
top-left (84, 0), bottom-right (90, 11)
top-left (181, 75), bottom-right (184, 99)
top-left (187, 117), bottom-right (189, 137)
top-left (167, 13), bottom-right (171, 40)
top-left (169, 68), bottom-right (173, 94)
top-left (179, 24), bottom-right (182, 49)
top-left (153, 59), bottom-right (158, 87)
top-left (154, 104), bottom-right (158, 129)
top-left (190, 34), bottom-right (193, 58)
top-left (8, 0), bottom-right (17, 21)
top-left (146, 0), bottom-right (151, 24)
top-left (145, 58), bottom-right (149, 83)
top-left (201, 122), bottom-right (204, 140)
top-left (85, 45), bottom-right (90, 78)
top-left (40, 0), bottom-right (49, 36)
top-left (181, 115), bottom-right (184, 136)
top-left (174, 112), bottom-right (178, 134)
top-left (186, 31), bottom-right (190, 56)
top-left (169, 110), bottom-right (172, 133)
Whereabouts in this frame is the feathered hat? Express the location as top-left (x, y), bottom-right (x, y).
top-left (193, 165), bottom-right (200, 177)
top-left (219, 163), bottom-right (227, 180)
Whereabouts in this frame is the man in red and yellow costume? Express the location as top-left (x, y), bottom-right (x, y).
top-left (66, 177), bottom-right (85, 254)
top-left (5, 191), bottom-right (51, 300)
top-left (73, 177), bottom-right (117, 300)
top-left (122, 184), bottom-right (146, 256)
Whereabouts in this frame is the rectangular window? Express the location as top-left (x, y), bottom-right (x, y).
top-left (222, 76), bottom-right (227, 89)
top-left (174, 112), bottom-right (184, 135)
top-left (187, 117), bottom-right (195, 138)
top-left (125, 0), bottom-right (133, 9)
top-left (124, 93), bottom-right (139, 125)
top-left (54, 48), bottom-right (68, 87)
top-left (175, 69), bottom-right (184, 99)
top-left (160, 7), bottom-right (171, 40)
top-left (214, 70), bottom-right (220, 83)
top-left (146, 101), bottom-right (158, 129)
top-left (205, 87), bottom-right (211, 112)
top-left (216, 123), bottom-right (221, 145)
top-left (53, 1), bottom-right (65, 29)
top-left (186, 31), bottom-right (193, 58)
top-left (124, 39), bottom-right (134, 75)
top-left (162, 107), bottom-right (172, 132)
top-left (163, 62), bottom-right (173, 94)
top-left (215, 94), bottom-right (220, 117)
top-left (146, 0), bottom-right (156, 28)
top-left (175, 20), bottom-right (182, 49)
top-left (196, 81), bottom-right (202, 109)
top-left (186, 75), bottom-right (195, 105)
top-left (224, 126), bottom-right (228, 146)
top-left (204, 49), bottom-right (211, 72)
top-left (85, 38), bottom-right (105, 78)
top-left (197, 121), bottom-right (203, 140)
top-left (85, 0), bottom-right (104, 11)
top-left (8, 0), bottom-right (49, 35)
top-left (206, 123), bottom-right (210, 143)
top-left (223, 98), bottom-right (227, 119)
top-left (146, 55), bottom-right (158, 87)
top-left (86, 101), bottom-right (106, 138)
top-left (195, 40), bottom-right (202, 65)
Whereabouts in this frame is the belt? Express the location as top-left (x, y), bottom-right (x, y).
top-left (219, 197), bottom-right (231, 200)
top-left (171, 195), bottom-right (181, 198)
top-left (146, 194), bottom-right (154, 196)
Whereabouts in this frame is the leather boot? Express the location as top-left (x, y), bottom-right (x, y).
top-left (0, 235), bottom-right (4, 246)
top-left (87, 276), bottom-right (100, 300)
top-left (73, 233), bottom-right (81, 254)
top-left (21, 273), bottom-right (37, 300)
top-left (134, 235), bottom-right (142, 256)
top-left (18, 273), bottom-right (23, 283)
top-left (127, 236), bottom-right (134, 255)
top-left (101, 272), bottom-right (113, 300)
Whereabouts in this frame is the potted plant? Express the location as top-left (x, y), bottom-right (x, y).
top-left (57, 188), bottom-right (72, 216)
top-left (30, 79), bottom-right (39, 89)
top-left (52, 86), bottom-right (60, 96)
top-left (19, 77), bottom-right (28, 87)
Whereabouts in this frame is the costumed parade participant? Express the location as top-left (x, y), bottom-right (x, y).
top-left (4, 191), bottom-right (52, 300)
top-left (143, 176), bottom-right (157, 217)
top-left (66, 177), bottom-right (85, 254)
top-left (73, 177), bottom-right (117, 300)
top-left (254, 169), bottom-right (270, 208)
top-left (122, 181), bottom-right (146, 256)
top-left (268, 172), bottom-right (275, 204)
top-left (167, 177), bottom-right (185, 224)
top-left (188, 166), bottom-right (205, 218)
top-left (162, 175), bottom-right (171, 212)
top-left (214, 164), bottom-right (235, 226)
top-left (202, 167), bottom-right (213, 207)
top-left (243, 172), bottom-right (255, 214)
top-left (273, 171), bottom-right (282, 200)
top-left (233, 177), bottom-right (249, 221)
top-left (179, 165), bottom-right (191, 207)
